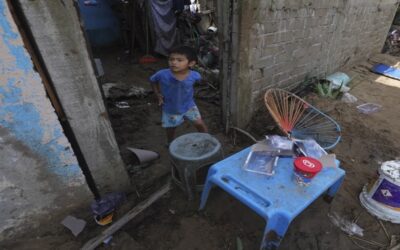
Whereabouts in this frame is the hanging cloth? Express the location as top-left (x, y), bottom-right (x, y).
top-left (150, 0), bottom-right (177, 56)
top-left (172, 0), bottom-right (191, 12)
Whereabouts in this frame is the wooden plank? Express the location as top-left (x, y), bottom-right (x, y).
top-left (81, 183), bottom-right (171, 250)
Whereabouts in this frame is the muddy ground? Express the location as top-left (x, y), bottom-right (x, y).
top-left (101, 51), bottom-right (400, 250)
top-left (2, 51), bottom-right (400, 250)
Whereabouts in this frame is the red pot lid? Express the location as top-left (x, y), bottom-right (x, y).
top-left (294, 157), bottom-right (322, 174)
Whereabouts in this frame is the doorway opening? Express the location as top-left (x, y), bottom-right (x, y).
top-left (76, 0), bottom-right (224, 188)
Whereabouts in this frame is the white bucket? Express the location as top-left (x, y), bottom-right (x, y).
top-left (359, 161), bottom-right (400, 223)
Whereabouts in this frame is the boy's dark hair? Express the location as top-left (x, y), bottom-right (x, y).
top-left (169, 45), bottom-right (197, 62)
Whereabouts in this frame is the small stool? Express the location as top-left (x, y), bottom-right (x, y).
top-left (169, 133), bottom-right (223, 200)
top-left (199, 147), bottom-right (345, 249)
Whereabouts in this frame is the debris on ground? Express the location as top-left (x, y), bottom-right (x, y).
top-left (82, 183), bottom-right (171, 250)
top-left (91, 192), bottom-right (127, 226)
top-left (327, 212), bottom-right (364, 237)
top-left (61, 215), bottom-right (86, 237)
top-left (102, 83), bottom-right (118, 98)
top-left (341, 92), bottom-right (358, 103)
top-left (94, 58), bottom-right (105, 77)
top-left (127, 147), bottom-right (160, 165)
top-left (325, 72), bottom-right (352, 92)
top-left (357, 103), bottom-right (382, 114)
top-left (115, 101), bottom-right (130, 109)
top-left (372, 63), bottom-right (400, 81)
top-left (102, 83), bottom-right (150, 99)
top-left (383, 26), bottom-right (400, 55)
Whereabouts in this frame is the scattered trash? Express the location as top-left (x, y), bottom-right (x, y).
top-left (102, 236), bottom-right (113, 245)
top-left (267, 135), bottom-right (293, 150)
top-left (115, 101), bottom-right (130, 109)
top-left (327, 212), bottom-right (364, 237)
top-left (127, 147), bottom-right (160, 165)
top-left (325, 72), bottom-right (351, 92)
top-left (127, 86), bottom-right (149, 97)
top-left (94, 58), bottom-right (104, 77)
top-left (341, 92), bottom-right (358, 103)
top-left (359, 160), bottom-right (400, 223)
top-left (372, 63), bottom-right (400, 81)
top-left (102, 83), bottom-right (149, 99)
top-left (84, 0), bottom-right (98, 6)
top-left (94, 213), bottom-right (114, 226)
top-left (82, 183), bottom-right (171, 250)
top-left (91, 192), bottom-right (127, 217)
top-left (319, 154), bottom-right (337, 168)
top-left (61, 215), bottom-right (86, 237)
top-left (381, 161), bottom-right (400, 182)
top-left (91, 192), bottom-right (127, 226)
top-left (383, 27), bottom-right (400, 54)
top-left (357, 103), bottom-right (382, 114)
top-left (169, 209), bottom-right (176, 215)
top-left (102, 83), bottom-right (118, 98)
top-left (207, 25), bottom-right (217, 33)
top-left (294, 139), bottom-right (327, 159)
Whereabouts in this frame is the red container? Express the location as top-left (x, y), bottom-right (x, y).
top-left (293, 157), bottom-right (322, 186)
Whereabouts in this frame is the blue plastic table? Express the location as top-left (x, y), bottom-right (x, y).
top-left (199, 147), bottom-right (345, 250)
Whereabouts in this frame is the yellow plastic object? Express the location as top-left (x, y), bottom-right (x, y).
top-left (94, 212), bottom-right (114, 226)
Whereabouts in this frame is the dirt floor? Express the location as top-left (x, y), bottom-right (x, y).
top-left (2, 51), bottom-right (400, 250)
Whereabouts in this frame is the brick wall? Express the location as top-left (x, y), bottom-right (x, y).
top-left (235, 0), bottom-right (398, 127)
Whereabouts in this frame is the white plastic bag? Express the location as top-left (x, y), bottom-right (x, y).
top-left (328, 212), bottom-right (364, 237)
top-left (341, 93), bottom-right (358, 103)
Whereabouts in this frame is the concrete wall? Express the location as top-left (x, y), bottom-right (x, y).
top-left (0, 1), bottom-right (91, 240)
top-left (18, 0), bottom-right (130, 192)
top-left (235, 0), bottom-right (398, 127)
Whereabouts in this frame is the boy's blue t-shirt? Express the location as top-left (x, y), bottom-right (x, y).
top-left (150, 69), bottom-right (201, 114)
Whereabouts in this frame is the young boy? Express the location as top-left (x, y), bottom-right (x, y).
top-left (149, 46), bottom-right (208, 144)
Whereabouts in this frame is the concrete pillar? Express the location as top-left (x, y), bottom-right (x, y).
top-left (0, 1), bottom-right (91, 240)
top-left (17, 0), bottom-right (130, 192)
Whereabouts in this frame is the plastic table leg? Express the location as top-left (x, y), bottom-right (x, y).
top-left (199, 177), bottom-right (215, 210)
top-left (324, 175), bottom-right (345, 203)
top-left (261, 213), bottom-right (291, 250)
